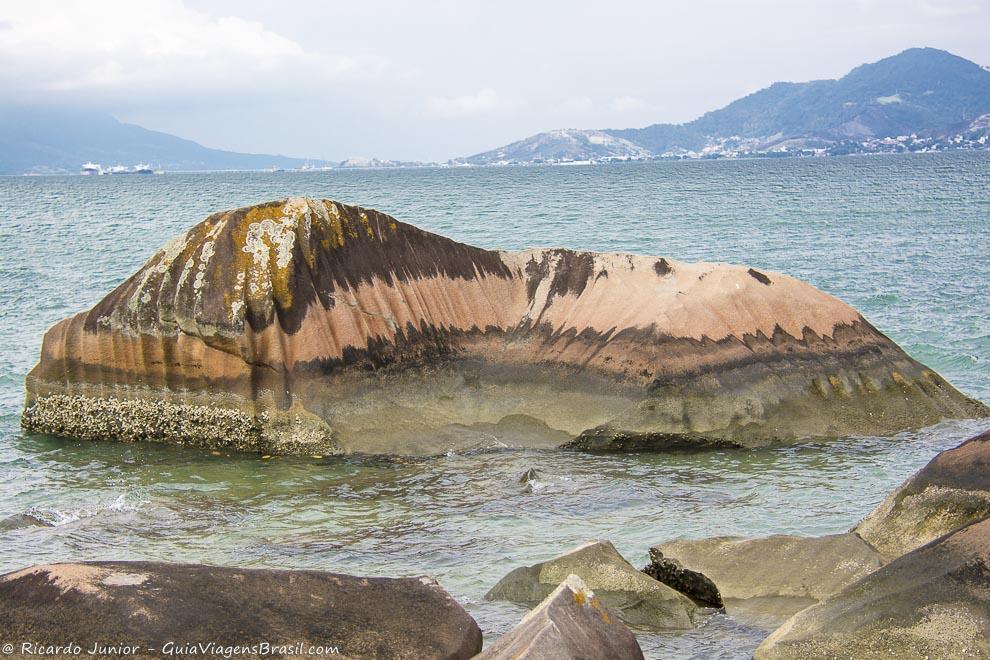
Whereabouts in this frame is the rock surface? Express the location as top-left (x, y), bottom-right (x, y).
top-left (642, 547), bottom-right (723, 608)
top-left (485, 540), bottom-right (696, 629)
top-left (477, 574), bottom-right (644, 660)
top-left (23, 197), bottom-right (988, 455)
top-left (0, 561), bottom-right (482, 659)
top-left (650, 533), bottom-right (883, 623)
top-left (855, 427), bottom-right (990, 560)
top-left (756, 516), bottom-right (990, 659)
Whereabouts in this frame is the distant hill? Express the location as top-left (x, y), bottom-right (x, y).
top-left (0, 106), bottom-right (330, 174)
top-left (461, 129), bottom-right (652, 166)
top-left (461, 48), bottom-right (990, 164)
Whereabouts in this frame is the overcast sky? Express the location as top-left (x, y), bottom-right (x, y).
top-left (2, 0), bottom-right (989, 161)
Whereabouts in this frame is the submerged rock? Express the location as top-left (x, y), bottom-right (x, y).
top-left (756, 516), bottom-right (990, 659)
top-left (855, 427), bottom-right (990, 560)
top-left (649, 533), bottom-right (883, 624)
top-left (519, 468), bottom-right (540, 484)
top-left (642, 547), bottom-right (723, 608)
top-left (23, 197), bottom-right (987, 455)
top-left (485, 540), bottom-right (697, 629)
top-left (477, 574), bottom-right (644, 660)
top-left (0, 561), bottom-right (482, 659)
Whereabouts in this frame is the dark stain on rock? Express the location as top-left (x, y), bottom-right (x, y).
top-left (524, 255), bottom-right (546, 304)
top-left (564, 426), bottom-right (744, 452)
top-left (654, 259), bottom-right (672, 277)
top-left (523, 250), bottom-right (596, 318)
top-left (747, 268), bottom-right (772, 285)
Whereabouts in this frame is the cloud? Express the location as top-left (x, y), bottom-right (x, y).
top-left (552, 96), bottom-right (594, 115)
top-left (608, 95), bottom-right (649, 113)
top-left (917, 0), bottom-right (985, 18)
top-left (0, 0), bottom-right (386, 100)
top-left (424, 88), bottom-right (514, 118)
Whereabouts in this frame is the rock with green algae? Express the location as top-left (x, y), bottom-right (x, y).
top-left (22, 197), bottom-right (988, 456)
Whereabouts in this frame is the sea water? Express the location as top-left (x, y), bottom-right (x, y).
top-left (1, 153), bottom-right (988, 658)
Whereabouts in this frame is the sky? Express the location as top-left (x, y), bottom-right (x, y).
top-left (1, 0), bottom-right (989, 162)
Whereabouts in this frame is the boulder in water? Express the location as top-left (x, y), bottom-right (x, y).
top-left (23, 198), bottom-right (987, 455)
top-left (756, 516), bottom-right (990, 659)
top-left (855, 427), bottom-right (990, 560)
top-left (485, 540), bottom-right (697, 629)
top-left (647, 533), bottom-right (883, 624)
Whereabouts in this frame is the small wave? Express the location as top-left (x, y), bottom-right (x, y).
top-left (1, 493), bottom-right (146, 531)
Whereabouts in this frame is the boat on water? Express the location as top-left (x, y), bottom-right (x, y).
top-left (80, 162), bottom-right (103, 176)
top-left (105, 165), bottom-right (129, 175)
top-left (132, 163), bottom-right (154, 175)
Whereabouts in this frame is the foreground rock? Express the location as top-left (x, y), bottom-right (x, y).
top-left (649, 533), bottom-right (883, 623)
top-left (486, 540), bottom-right (696, 629)
top-left (855, 427), bottom-right (990, 560)
top-left (756, 516), bottom-right (990, 659)
top-left (23, 197), bottom-right (987, 455)
top-left (0, 561), bottom-right (482, 659)
top-left (477, 574), bottom-right (644, 660)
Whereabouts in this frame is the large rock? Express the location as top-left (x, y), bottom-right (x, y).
top-left (855, 427), bottom-right (990, 560)
top-left (0, 561), bottom-right (482, 659)
top-left (477, 574), bottom-right (644, 660)
top-left (756, 516), bottom-right (990, 659)
top-left (649, 533), bottom-right (883, 623)
top-left (23, 197), bottom-right (987, 455)
top-left (485, 540), bottom-right (697, 629)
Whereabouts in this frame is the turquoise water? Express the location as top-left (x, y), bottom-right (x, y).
top-left (1, 153), bottom-right (988, 658)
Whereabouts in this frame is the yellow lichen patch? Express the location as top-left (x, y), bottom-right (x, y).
top-left (590, 596), bottom-right (612, 624)
top-left (572, 589), bottom-right (587, 606)
top-left (358, 211), bottom-right (375, 239)
top-left (322, 201), bottom-right (348, 248)
top-left (229, 199), bottom-right (312, 311)
top-left (812, 376), bottom-right (830, 399)
top-left (858, 372), bottom-right (880, 394)
top-left (891, 371), bottom-right (913, 390)
top-left (828, 374), bottom-right (851, 399)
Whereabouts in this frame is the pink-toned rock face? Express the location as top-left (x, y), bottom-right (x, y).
top-left (21, 198), bottom-right (988, 455)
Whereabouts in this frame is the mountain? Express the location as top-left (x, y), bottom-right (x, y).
top-left (0, 106), bottom-right (331, 174)
top-left (461, 129), bottom-right (652, 165)
top-left (461, 48), bottom-right (990, 164)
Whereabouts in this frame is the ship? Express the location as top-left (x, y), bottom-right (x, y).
top-left (132, 163), bottom-right (154, 174)
top-left (80, 162), bottom-right (103, 176)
